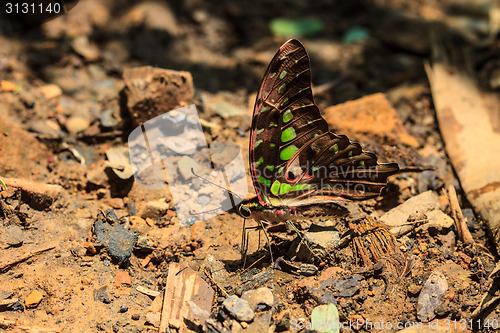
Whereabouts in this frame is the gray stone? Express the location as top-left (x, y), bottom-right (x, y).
top-left (380, 190), bottom-right (440, 231)
top-left (288, 224), bottom-right (340, 263)
top-left (426, 209), bottom-right (454, 229)
top-left (223, 295), bottom-right (255, 322)
top-left (417, 270), bottom-right (448, 322)
top-left (92, 209), bottom-right (139, 264)
top-left (241, 288), bottom-right (274, 311)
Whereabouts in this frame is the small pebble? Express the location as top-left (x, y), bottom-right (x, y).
top-left (24, 290), bottom-right (43, 308)
top-left (131, 313), bottom-right (140, 320)
top-left (119, 305), bottom-right (128, 313)
top-left (241, 287), bottom-right (274, 311)
top-left (223, 295), bottom-right (255, 322)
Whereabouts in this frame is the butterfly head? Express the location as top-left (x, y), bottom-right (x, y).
top-left (238, 204), bottom-right (253, 219)
top-left (237, 196), bottom-right (262, 219)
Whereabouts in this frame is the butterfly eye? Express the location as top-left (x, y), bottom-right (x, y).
top-left (239, 205), bottom-right (252, 218)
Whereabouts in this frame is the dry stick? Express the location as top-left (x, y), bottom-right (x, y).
top-left (240, 255), bottom-right (266, 276)
top-left (0, 244), bottom-right (56, 273)
top-left (203, 269), bottom-right (229, 298)
top-left (446, 185), bottom-right (475, 244)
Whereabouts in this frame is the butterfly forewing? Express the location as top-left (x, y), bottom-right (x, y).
top-left (249, 39), bottom-right (399, 206)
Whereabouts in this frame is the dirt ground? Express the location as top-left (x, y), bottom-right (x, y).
top-left (1, 0), bottom-right (499, 332)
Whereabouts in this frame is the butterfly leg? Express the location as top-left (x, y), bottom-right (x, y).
top-left (285, 220), bottom-right (321, 262)
top-left (241, 218), bottom-right (261, 268)
top-left (259, 220), bottom-right (274, 265)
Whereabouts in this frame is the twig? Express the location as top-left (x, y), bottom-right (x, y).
top-left (203, 269), bottom-right (229, 298)
top-left (0, 244), bottom-right (56, 273)
top-left (446, 185), bottom-right (474, 244)
top-left (240, 255), bottom-right (266, 276)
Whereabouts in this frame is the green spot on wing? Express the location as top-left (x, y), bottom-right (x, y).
top-left (278, 166), bottom-right (284, 174)
top-left (269, 122), bottom-right (278, 128)
top-left (348, 151), bottom-right (353, 157)
top-left (283, 109), bottom-right (293, 123)
top-left (329, 144), bottom-right (339, 153)
top-left (266, 165), bottom-right (275, 172)
top-left (280, 145), bottom-right (299, 161)
top-left (258, 176), bottom-right (271, 187)
top-left (278, 84), bottom-right (286, 94)
top-left (271, 180), bottom-right (280, 195)
top-left (262, 194), bottom-right (271, 204)
top-left (261, 106), bottom-right (271, 113)
top-left (279, 70), bottom-right (287, 79)
top-left (270, 72), bottom-right (276, 78)
top-left (255, 139), bottom-right (263, 148)
top-left (256, 128), bottom-right (265, 135)
top-left (255, 157), bottom-right (264, 167)
top-left (270, 143), bottom-right (276, 148)
top-left (281, 127), bottom-right (296, 143)
top-left (359, 161), bottom-right (365, 167)
top-left (280, 97), bottom-right (289, 107)
top-left (291, 184), bottom-right (314, 191)
top-left (279, 183), bottom-right (292, 195)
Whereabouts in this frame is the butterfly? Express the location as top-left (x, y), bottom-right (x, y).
top-left (237, 39), bottom-right (399, 243)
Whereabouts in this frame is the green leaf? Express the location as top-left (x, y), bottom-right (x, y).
top-left (270, 18), bottom-right (324, 38)
top-left (310, 303), bottom-right (340, 333)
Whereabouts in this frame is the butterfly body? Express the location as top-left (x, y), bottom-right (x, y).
top-left (239, 196), bottom-right (349, 226)
top-left (239, 39), bottom-right (399, 227)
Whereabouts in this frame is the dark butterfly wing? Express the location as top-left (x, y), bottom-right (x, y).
top-left (249, 39), bottom-right (399, 206)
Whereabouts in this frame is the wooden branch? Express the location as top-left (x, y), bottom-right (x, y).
top-left (446, 185), bottom-right (474, 244)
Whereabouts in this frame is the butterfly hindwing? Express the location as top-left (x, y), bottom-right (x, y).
top-left (249, 39), bottom-right (399, 206)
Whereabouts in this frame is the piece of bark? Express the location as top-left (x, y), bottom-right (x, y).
top-left (445, 185), bottom-right (474, 244)
top-left (426, 62), bottom-right (500, 253)
top-left (159, 263), bottom-right (214, 333)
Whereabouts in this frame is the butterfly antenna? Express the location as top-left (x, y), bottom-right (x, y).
top-left (190, 168), bottom-right (242, 212)
top-left (188, 207), bottom-right (223, 216)
top-left (191, 168), bottom-right (242, 202)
